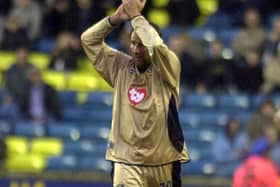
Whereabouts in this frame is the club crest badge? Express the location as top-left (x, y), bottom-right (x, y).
top-left (128, 87), bottom-right (147, 105)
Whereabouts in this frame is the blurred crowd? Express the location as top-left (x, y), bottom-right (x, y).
top-left (0, 0), bottom-right (280, 93)
top-left (1, 0), bottom-right (280, 182)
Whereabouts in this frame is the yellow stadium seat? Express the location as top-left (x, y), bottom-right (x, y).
top-left (0, 72), bottom-right (3, 86)
top-left (196, 0), bottom-right (218, 15)
top-left (29, 53), bottom-right (50, 70)
top-left (152, 0), bottom-right (169, 7)
top-left (98, 78), bottom-right (113, 92)
top-left (5, 136), bottom-right (28, 156)
top-left (147, 9), bottom-right (170, 28)
top-left (30, 138), bottom-right (62, 157)
top-left (77, 58), bottom-right (99, 75)
top-left (6, 154), bottom-right (46, 173)
top-left (42, 70), bottom-right (66, 91)
top-left (67, 73), bottom-right (100, 92)
top-left (0, 51), bottom-right (15, 72)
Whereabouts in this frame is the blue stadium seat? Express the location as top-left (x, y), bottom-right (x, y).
top-left (183, 129), bottom-right (216, 144)
top-left (58, 91), bottom-right (77, 108)
top-left (272, 94), bottom-right (280, 108)
top-left (204, 13), bottom-right (233, 30)
top-left (14, 121), bottom-right (45, 137)
top-left (217, 29), bottom-right (239, 48)
top-left (233, 112), bottom-right (251, 128)
top-left (251, 93), bottom-right (269, 110)
top-left (46, 155), bottom-right (78, 171)
top-left (79, 156), bottom-right (111, 172)
top-left (161, 25), bottom-right (183, 42)
top-left (80, 126), bottom-right (110, 143)
top-left (179, 111), bottom-right (228, 130)
top-left (187, 27), bottom-right (216, 42)
top-left (83, 110), bottom-right (112, 124)
top-left (183, 92), bottom-right (216, 110)
top-left (188, 147), bottom-right (212, 161)
top-left (84, 92), bottom-right (113, 110)
top-left (0, 120), bottom-right (12, 136)
top-left (182, 160), bottom-right (216, 176)
top-left (217, 93), bottom-right (250, 111)
top-left (63, 140), bottom-right (106, 157)
top-left (48, 123), bottom-right (80, 141)
top-left (62, 108), bottom-right (84, 122)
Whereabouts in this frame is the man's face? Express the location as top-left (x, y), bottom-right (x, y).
top-left (130, 31), bottom-right (150, 67)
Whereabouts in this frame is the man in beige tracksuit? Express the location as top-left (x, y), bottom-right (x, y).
top-left (81, 0), bottom-right (189, 186)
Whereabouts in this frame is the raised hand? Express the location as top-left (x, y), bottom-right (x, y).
top-left (109, 4), bottom-right (129, 25)
top-left (122, 0), bottom-right (146, 19)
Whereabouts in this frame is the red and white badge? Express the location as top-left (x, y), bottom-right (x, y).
top-left (128, 87), bottom-right (147, 105)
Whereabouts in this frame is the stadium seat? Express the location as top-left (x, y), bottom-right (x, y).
top-left (6, 154), bottom-right (46, 173)
top-left (204, 13), bottom-right (232, 30)
top-left (234, 111), bottom-right (251, 128)
top-left (0, 120), bottom-right (13, 136)
top-left (30, 138), bottom-right (63, 157)
top-left (14, 121), bottom-right (45, 137)
top-left (62, 108), bottom-right (84, 122)
top-left (67, 73), bottom-right (99, 92)
top-left (42, 70), bottom-right (66, 91)
top-left (84, 92), bottom-right (113, 110)
top-left (80, 126), bottom-right (110, 143)
top-left (183, 92), bottom-right (216, 109)
top-left (63, 140), bottom-right (106, 157)
top-left (147, 8), bottom-right (170, 28)
top-left (187, 27), bottom-right (216, 42)
top-left (217, 93), bottom-right (250, 111)
top-left (217, 29), bottom-right (239, 48)
top-left (48, 123), bottom-right (80, 141)
top-left (184, 129), bottom-right (216, 144)
top-left (46, 155), bottom-right (77, 171)
top-left (0, 51), bottom-right (15, 72)
top-left (182, 160), bottom-right (216, 176)
top-left (188, 147), bottom-right (212, 161)
top-left (36, 38), bottom-right (55, 53)
top-left (179, 111), bottom-right (227, 129)
top-left (29, 53), bottom-right (50, 69)
top-left (5, 136), bottom-right (28, 156)
top-left (83, 110), bottom-right (112, 124)
top-left (79, 156), bottom-right (111, 172)
top-left (58, 91), bottom-right (78, 108)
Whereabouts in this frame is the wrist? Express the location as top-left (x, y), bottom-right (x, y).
top-left (129, 14), bottom-right (141, 20)
top-left (109, 13), bottom-right (123, 26)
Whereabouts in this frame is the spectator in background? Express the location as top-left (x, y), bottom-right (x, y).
top-left (273, 110), bottom-right (280, 138)
top-left (211, 119), bottom-right (249, 176)
top-left (262, 124), bottom-right (280, 169)
top-left (0, 136), bottom-right (6, 171)
top-left (167, 0), bottom-right (200, 27)
top-left (232, 8), bottom-right (266, 58)
top-left (42, 0), bottom-right (77, 37)
top-left (168, 33), bottom-right (204, 91)
top-left (204, 39), bottom-right (234, 91)
top-left (4, 46), bottom-right (34, 103)
top-left (0, 0), bottom-right (12, 44)
top-left (75, 0), bottom-right (106, 35)
top-left (48, 32), bottom-right (80, 71)
top-left (1, 15), bottom-right (30, 50)
top-left (262, 16), bottom-right (280, 65)
top-left (262, 43), bottom-right (280, 93)
top-left (19, 68), bottom-right (62, 124)
top-left (9, 0), bottom-right (42, 42)
top-left (233, 49), bottom-right (263, 92)
top-left (246, 99), bottom-right (276, 143)
top-left (232, 137), bottom-right (278, 187)
top-left (269, 110), bottom-right (280, 168)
